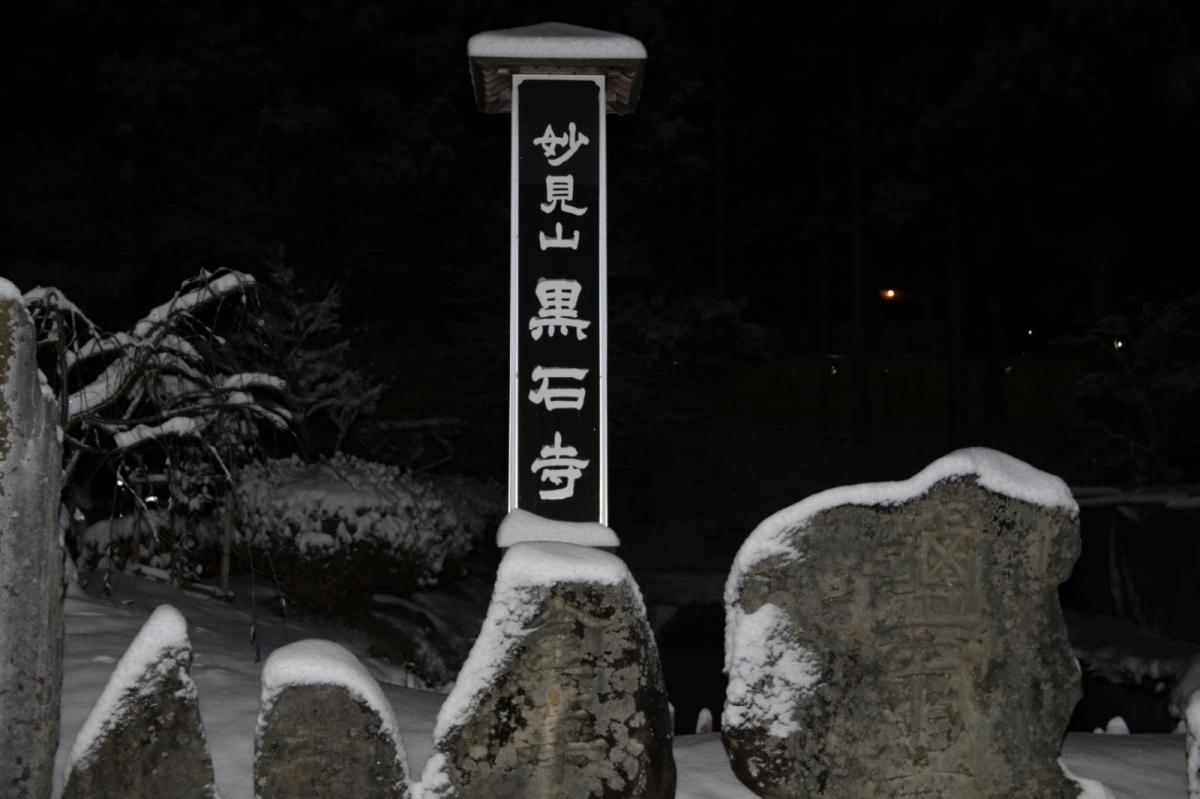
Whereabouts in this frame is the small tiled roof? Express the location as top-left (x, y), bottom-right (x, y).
top-left (468, 22), bottom-right (647, 114)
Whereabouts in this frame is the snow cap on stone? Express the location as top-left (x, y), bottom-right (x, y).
top-left (468, 21), bottom-right (646, 61)
top-left (428, 542), bottom-right (641, 746)
top-left (727, 447), bottom-right (1077, 604)
top-left (67, 604), bottom-right (192, 771)
top-left (0, 276), bottom-right (23, 302)
top-left (258, 639), bottom-right (403, 757)
top-left (496, 508), bottom-right (620, 548)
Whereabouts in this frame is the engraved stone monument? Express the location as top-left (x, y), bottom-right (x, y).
top-left (422, 542), bottom-right (675, 798)
top-left (63, 605), bottom-right (217, 799)
top-left (723, 448), bottom-right (1082, 798)
top-left (0, 281), bottom-right (63, 799)
top-left (255, 640), bottom-right (409, 799)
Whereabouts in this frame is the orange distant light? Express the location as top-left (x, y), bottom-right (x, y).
top-left (879, 288), bottom-right (900, 300)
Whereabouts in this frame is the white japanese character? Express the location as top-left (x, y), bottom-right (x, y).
top-left (529, 279), bottom-right (589, 341)
top-left (533, 122), bottom-right (590, 166)
top-left (540, 175), bottom-right (587, 216)
top-left (530, 431), bottom-right (589, 500)
top-left (528, 366), bottom-right (588, 410)
top-left (539, 222), bottom-right (580, 250)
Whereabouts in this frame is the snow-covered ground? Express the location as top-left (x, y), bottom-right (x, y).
top-left (55, 573), bottom-right (1187, 798)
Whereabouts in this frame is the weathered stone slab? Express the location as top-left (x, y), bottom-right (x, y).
top-left (1185, 687), bottom-right (1200, 798)
top-left (422, 541), bottom-right (675, 799)
top-left (0, 283), bottom-right (63, 799)
top-left (255, 639), bottom-right (408, 799)
top-left (63, 604), bottom-right (216, 799)
top-left (723, 448), bottom-right (1083, 799)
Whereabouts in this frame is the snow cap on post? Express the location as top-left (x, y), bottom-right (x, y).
top-left (468, 21), bottom-right (647, 114)
top-left (496, 508), bottom-right (620, 548)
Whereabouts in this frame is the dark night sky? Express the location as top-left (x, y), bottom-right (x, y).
top-left (4, 0), bottom-right (1200, 503)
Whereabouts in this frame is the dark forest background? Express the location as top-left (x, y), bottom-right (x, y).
top-left (4, 0), bottom-right (1200, 501)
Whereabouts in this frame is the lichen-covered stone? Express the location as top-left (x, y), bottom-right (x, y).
top-left (724, 458), bottom-right (1082, 798)
top-left (425, 542), bottom-right (675, 799)
top-left (255, 683), bottom-right (408, 799)
top-left (63, 609), bottom-right (216, 799)
top-left (0, 289), bottom-right (63, 799)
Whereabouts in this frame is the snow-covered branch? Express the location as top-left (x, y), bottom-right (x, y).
top-left (130, 270), bottom-right (255, 340)
top-left (113, 416), bottom-right (209, 450)
top-left (26, 268), bottom-right (293, 494)
top-left (1072, 485), bottom-right (1200, 510)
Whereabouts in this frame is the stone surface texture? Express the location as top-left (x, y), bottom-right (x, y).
top-left (427, 563), bottom-right (676, 798)
top-left (0, 291), bottom-right (63, 799)
top-left (62, 623), bottom-right (215, 798)
top-left (255, 683), bottom-right (408, 799)
top-left (724, 473), bottom-right (1082, 799)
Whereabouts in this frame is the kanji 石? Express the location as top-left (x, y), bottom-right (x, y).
top-left (528, 366), bottom-right (588, 410)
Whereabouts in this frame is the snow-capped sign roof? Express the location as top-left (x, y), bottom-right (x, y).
top-left (468, 22), bottom-right (646, 61)
top-left (467, 22), bottom-right (647, 114)
top-left (726, 447), bottom-right (1078, 604)
top-left (496, 508), bottom-right (620, 548)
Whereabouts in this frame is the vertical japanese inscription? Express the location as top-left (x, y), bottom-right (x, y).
top-left (873, 501), bottom-right (982, 796)
top-left (513, 77), bottom-right (604, 522)
top-left (518, 598), bottom-right (613, 790)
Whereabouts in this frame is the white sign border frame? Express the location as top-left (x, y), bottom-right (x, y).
top-left (508, 73), bottom-right (608, 526)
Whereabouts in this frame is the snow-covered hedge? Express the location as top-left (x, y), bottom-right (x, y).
top-left (78, 509), bottom-right (224, 582)
top-left (236, 454), bottom-right (497, 613)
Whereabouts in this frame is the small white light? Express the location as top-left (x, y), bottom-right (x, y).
top-left (116, 478), bottom-right (125, 487)
top-left (829, 365), bottom-right (838, 376)
top-left (145, 495), bottom-right (158, 504)
top-left (1004, 365), bottom-right (1013, 374)
top-left (1027, 329), bottom-right (1034, 336)
top-left (1114, 339), bottom-right (1124, 350)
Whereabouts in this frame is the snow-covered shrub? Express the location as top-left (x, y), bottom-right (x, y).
top-left (236, 454), bottom-right (497, 613)
top-left (76, 509), bottom-right (224, 581)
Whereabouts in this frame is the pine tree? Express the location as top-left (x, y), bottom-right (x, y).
top-left (235, 254), bottom-right (387, 457)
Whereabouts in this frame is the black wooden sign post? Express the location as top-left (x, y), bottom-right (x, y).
top-left (514, 76), bottom-right (605, 521)
top-left (469, 22), bottom-right (646, 534)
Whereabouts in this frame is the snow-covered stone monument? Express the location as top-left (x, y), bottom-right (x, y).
top-left (421, 543), bottom-right (675, 797)
top-left (723, 449), bottom-right (1086, 798)
top-left (63, 605), bottom-right (216, 799)
top-left (255, 640), bottom-right (410, 799)
top-left (430, 23), bottom-right (674, 798)
top-left (0, 280), bottom-right (63, 799)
